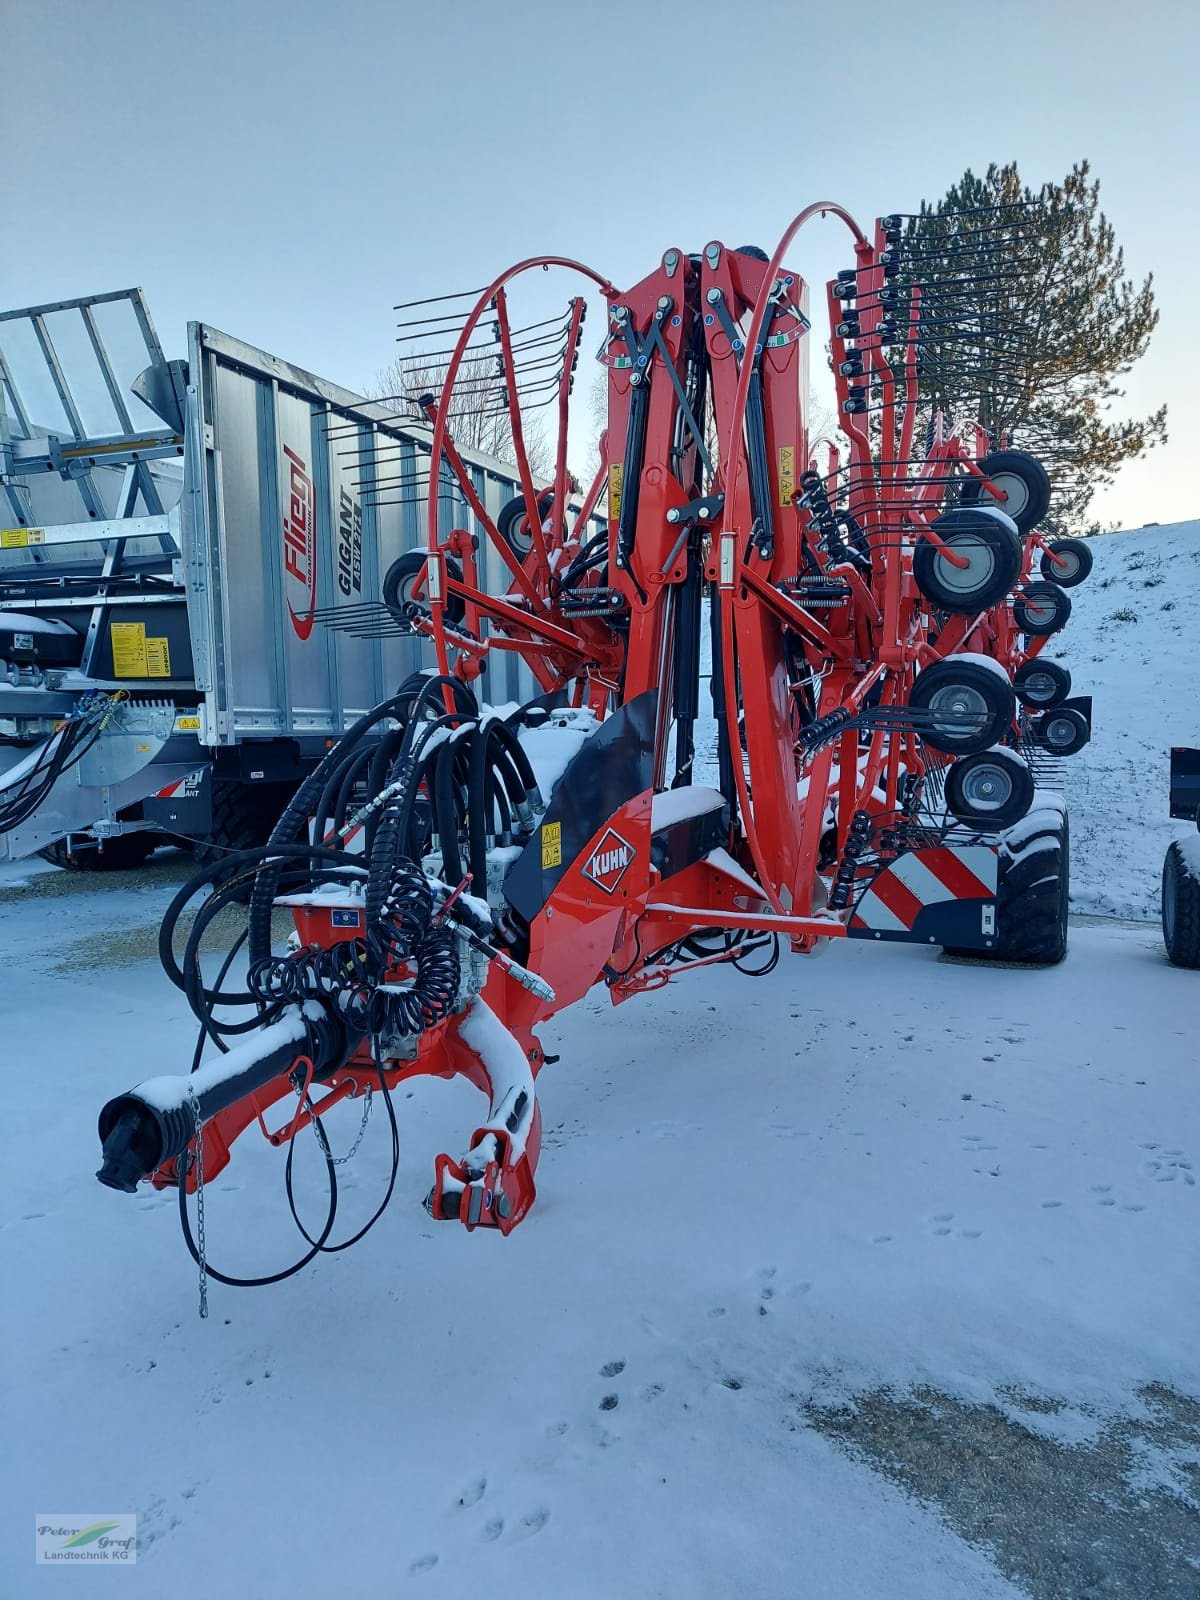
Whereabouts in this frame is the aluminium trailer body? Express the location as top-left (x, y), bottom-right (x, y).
top-left (0, 292), bottom-right (548, 861)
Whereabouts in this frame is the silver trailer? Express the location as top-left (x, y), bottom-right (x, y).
top-left (0, 290), bottom-right (551, 862)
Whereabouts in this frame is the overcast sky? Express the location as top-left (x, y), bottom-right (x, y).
top-left (2, 0), bottom-right (1195, 530)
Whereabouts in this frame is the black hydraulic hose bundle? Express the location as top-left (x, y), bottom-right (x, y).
top-left (100, 670), bottom-right (549, 1291)
top-left (0, 695), bottom-right (115, 834)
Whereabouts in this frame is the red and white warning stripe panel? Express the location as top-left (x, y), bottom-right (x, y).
top-left (850, 845), bottom-right (997, 934)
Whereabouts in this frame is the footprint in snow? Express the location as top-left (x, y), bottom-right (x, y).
top-left (640, 1382), bottom-right (666, 1401)
top-left (515, 1509), bottom-right (550, 1540)
top-left (456, 1476), bottom-right (486, 1509)
top-left (409, 1554), bottom-right (439, 1574)
top-left (600, 1359), bottom-right (625, 1377)
top-left (482, 1518), bottom-right (504, 1542)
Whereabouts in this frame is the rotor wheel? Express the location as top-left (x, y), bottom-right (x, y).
top-left (909, 659), bottom-right (1017, 756)
top-left (960, 450), bottom-right (1052, 535)
top-left (1033, 706), bottom-right (1090, 756)
top-left (944, 749), bottom-right (1035, 830)
top-left (1014, 581), bottom-right (1072, 636)
top-left (1040, 537), bottom-right (1093, 588)
top-left (382, 551), bottom-right (465, 631)
top-left (1015, 660), bottom-right (1071, 709)
top-left (913, 507), bottom-right (1023, 614)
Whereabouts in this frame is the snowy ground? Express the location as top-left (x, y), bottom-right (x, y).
top-left (2, 520), bottom-right (1198, 1598)
top-left (1049, 519), bottom-right (1200, 920)
top-left (0, 855), bottom-right (1197, 1598)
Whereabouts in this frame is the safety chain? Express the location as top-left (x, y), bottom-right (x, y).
top-left (184, 1083), bottom-right (208, 1319)
top-left (309, 1087), bottom-right (374, 1166)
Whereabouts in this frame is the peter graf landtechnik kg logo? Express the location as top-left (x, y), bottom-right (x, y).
top-left (35, 1514), bottom-right (137, 1563)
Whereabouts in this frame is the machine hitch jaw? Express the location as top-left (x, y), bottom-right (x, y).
top-left (426, 1127), bottom-right (537, 1235)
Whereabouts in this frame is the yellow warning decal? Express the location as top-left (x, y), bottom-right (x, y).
top-left (1, 527), bottom-right (45, 548)
top-left (778, 446), bottom-right (795, 507)
top-left (111, 623), bottom-right (171, 678)
top-left (541, 820), bottom-right (562, 870)
top-left (111, 621), bottom-right (148, 676)
top-left (608, 464), bottom-right (623, 523)
top-left (144, 636), bottom-right (171, 677)
top-left (174, 714), bottom-right (201, 732)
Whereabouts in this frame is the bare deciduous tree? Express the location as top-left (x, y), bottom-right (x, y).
top-left (373, 350), bottom-right (553, 481)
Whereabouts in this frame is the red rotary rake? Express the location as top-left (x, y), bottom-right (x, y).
top-left (96, 198), bottom-right (1093, 1299)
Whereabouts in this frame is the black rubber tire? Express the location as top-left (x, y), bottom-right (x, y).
top-left (1014, 580), bottom-right (1072, 636)
top-left (909, 659), bottom-right (1016, 756)
top-left (39, 832), bottom-right (158, 871)
top-left (497, 493), bottom-right (554, 560)
top-left (1033, 706), bottom-right (1090, 756)
top-left (382, 551), bottom-right (465, 629)
top-left (1014, 660), bottom-right (1071, 709)
top-left (1162, 839), bottom-right (1200, 968)
top-left (1040, 538), bottom-right (1093, 588)
top-left (946, 810), bottom-right (1069, 965)
top-left (192, 779), bottom-right (298, 869)
top-left (913, 507), bottom-right (1023, 614)
top-left (944, 750), bottom-right (1035, 830)
top-left (960, 450), bottom-right (1052, 535)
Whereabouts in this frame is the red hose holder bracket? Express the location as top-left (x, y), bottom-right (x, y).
top-left (430, 1128), bottom-right (536, 1236)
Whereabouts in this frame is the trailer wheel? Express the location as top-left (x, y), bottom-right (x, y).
top-left (944, 749), bottom-right (1034, 830)
top-left (39, 833), bottom-right (158, 872)
top-left (497, 493), bottom-right (554, 560)
top-left (382, 552), bottom-right (466, 629)
top-left (1014, 659), bottom-right (1071, 709)
top-left (913, 507), bottom-right (1023, 613)
top-left (1040, 537), bottom-right (1093, 588)
top-left (1014, 580), bottom-right (1072, 636)
top-left (192, 779), bottom-right (297, 869)
top-left (1033, 706), bottom-right (1090, 756)
top-left (909, 659), bottom-right (1016, 756)
top-left (1162, 840), bottom-right (1200, 968)
top-left (946, 810), bottom-right (1069, 965)
top-left (960, 450), bottom-right (1052, 535)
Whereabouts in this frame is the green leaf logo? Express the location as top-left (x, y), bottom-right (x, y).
top-left (62, 1522), bottom-right (120, 1548)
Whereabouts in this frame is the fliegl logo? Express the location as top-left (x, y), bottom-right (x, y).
top-left (36, 1514), bottom-right (137, 1563)
top-left (582, 827), bottom-right (635, 894)
top-left (283, 443), bottom-right (318, 640)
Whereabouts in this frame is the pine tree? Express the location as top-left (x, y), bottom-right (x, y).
top-left (902, 161), bottom-right (1166, 533)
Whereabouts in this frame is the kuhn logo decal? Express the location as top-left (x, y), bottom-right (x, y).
top-left (582, 827), bottom-right (635, 894)
top-left (283, 444), bottom-right (317, 639)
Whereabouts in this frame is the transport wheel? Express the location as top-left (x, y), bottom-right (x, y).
top-left (909, 659), bottom-right (1016, 756)
top-left (960, 449), bottom-right (1051, 535)
top-left (1014, 659), bottom-right (1071, 709)
top-left (946, 809), bottom-right (1069, 965)
top-left (1040, 537), bottom-right (1093, 587)
top-left (382, 551), bottom-right (465, 629)
top-left (1162, 839), bottom-right (1200, 968)
top-left (497, 492), bottom-right (554, 560)
top-left (913, 507), bottom-right (1023, 613)
top-left (39, 833), bottom-right (158, 871)
top-left (1033, 706), bottom-right (1090, 756)
top-left (1013, 580), bottom-right (1072, 636)
top-left (944, 749), bottom-right (1034, 830)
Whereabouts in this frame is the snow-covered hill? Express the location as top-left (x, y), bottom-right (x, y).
top-left (1054, 519), bottom-right (1200, 920)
